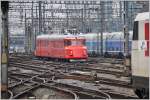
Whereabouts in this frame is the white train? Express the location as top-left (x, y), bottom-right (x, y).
top-left (131, 12), bottom-right (149, 98)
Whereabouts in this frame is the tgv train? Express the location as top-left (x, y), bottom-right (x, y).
top-left (131, 12), bottom-right (149, 98)
top-left (34, 34), bottom-right (88, 61)
top-left (80, 31), bottom-right (133, 58)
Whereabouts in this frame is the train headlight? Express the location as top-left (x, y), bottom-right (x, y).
top-left (69, 50), bottom-right (73, 56)
top-left (83, 50), bottom-right (87, 56)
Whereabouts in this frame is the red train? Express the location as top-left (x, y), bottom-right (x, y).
top-left (34, 34), bottom-right (88, 61)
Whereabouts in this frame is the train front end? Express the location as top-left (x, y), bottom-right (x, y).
top-left (131, 12), bottom-right (149, 98)
top-left (64, 37), bottom-right (88, 61)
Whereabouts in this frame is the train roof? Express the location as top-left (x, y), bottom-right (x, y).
top-left (37, 34), bottom-right (85, 40)
top-left (135, 12), bottom-right (149, 21)
top-left (79, 31), bottom-right (133, 40)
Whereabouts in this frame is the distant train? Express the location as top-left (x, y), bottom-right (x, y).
top-left (80, 31), bottom-right (133, 58)
top-left (9, 46), bottom-right (25, 54)
top-left (34, 34), bottom-right (88, 61)
top-left (9, 34), bottom-right (25, 53)
top-left (131, 12), bottom-right (149, 98)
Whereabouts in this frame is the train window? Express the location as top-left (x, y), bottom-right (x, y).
top-left (133, 21), bottom-right (138, 40)
top-left (109, 48), bottom-right (111, 51)
top-left (41, 41), bottom-right (43, 46)
top-left (36, 40), bottom-right (38, 46)
top-left (65, 39), bottom-right (85, 46)
top-left (39, 41), bottom-right (40, 47)
top-left (72, 41), bottom-right (76, 45)
top-left (83, 40), bottom-right (86, 45)
top-left (72, 40), bottom-right (84, 46)
top-left (42, 41), bottom-right (44, 47)
top-left (45, 40), bottom-right (48, 47)
top-left (53, 41), bottom-right (56, 47)
top-left (43, 41), bottom-right (45, 47)
top-left (37, 40), bottom-right (39, 46)
top-left (116, 47), bottom-right (119, 51)
top-left (51, 41), bottom-right (54, 47)
top-left (64, 40), bottom-right (71, 46)
top-left (112, 47), bottom-right (114, 51)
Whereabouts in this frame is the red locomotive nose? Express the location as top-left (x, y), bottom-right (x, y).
top-left (69, 50), bottom-right (73, 56)
top-left (66, 49), bottom-right (73, 56)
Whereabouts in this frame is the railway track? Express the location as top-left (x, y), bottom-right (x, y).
top-left (8, 71), bottom-right (110, 99)
top-left (9, 61), bottom-right (130, 88)
top-left (46, 80), bottom-right (137, 99)
top-left (10, 57), bottom-right (126, 76)
top-left (8, 54), bottom-right (138, 99)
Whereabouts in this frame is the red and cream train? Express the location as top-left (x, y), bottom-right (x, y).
top-left (34, 34), bottom-right (88, 61)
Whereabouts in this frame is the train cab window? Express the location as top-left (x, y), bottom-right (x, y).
top-left (82, 40), bottom-right (86, 45)
top-left (133, 21), bottom-right (138, 40)
top-left (71, 40), bottom-right (85, 46)
top-left (65, 39), bottom-right (85, 46)
top-left (64, 40), bottom-right (71, 46)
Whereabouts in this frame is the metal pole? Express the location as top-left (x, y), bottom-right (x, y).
top-left (35, 6), bottom-right (38, 50)
top-left (31, 1), bottom-right (34, 52)
top-left (88, 7), bottom-right (91, 32)
top-left (123, 1), bottom-right (130, 74)
top-left (83, 4), bottom-right (86, 33)
top-left (43, 2), bottom-right (46, 34)
top-left (66, 5), bottom-right (69, 30)
top-left (106, 37), bottom-right (108, 52)
top-left (51, 10), bottom-right (54, 33)
top-left (27, 22), bottom-right (29, 53)
top-left (124, 1), bottom-right (129, 57)
top-left (97, 8), bottom-right (100, 55)
top-left (100, 1), bottom-right (104, 56)
top-left (81, 8), bottom-right (84, 33)
top-left (25, 9), bottom-right (28, 53)
top-left (39, 1), bottom-right (42, 35)
top-left (1, 1), bottom-right (9, 98)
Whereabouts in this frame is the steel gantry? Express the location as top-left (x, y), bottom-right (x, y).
top-left (6, 0), bottom-right (150, 55)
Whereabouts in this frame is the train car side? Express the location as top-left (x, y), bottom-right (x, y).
top-left (34, 35), bottom-right (88, 61)
top-left (81, 32), bottom-right (132, 58)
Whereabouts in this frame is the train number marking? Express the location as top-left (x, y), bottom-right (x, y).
top-left (138, 40), bottom-right (147, 50)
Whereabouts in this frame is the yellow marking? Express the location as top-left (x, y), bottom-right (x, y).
top-left (1, 53), bottom-right (7, 63)
top-left (0, 84), bottom-right (8, 91)
top-left (5, 38), bottom-right (8, 46)
top-left (124, 59), bottom-right (131, 67)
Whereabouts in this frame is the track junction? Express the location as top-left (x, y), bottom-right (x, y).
top-left (8, 54), bottom-right (138, 99)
